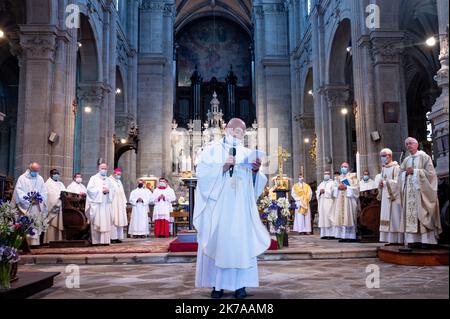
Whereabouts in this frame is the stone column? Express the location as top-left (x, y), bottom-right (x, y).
top-left (428, 0), bottom-right (449, 179)
top-left (78, 82), bottom-right (108, 177)
top-left (324, 86), bottom-right (350, 168)
top-left (13, 25), bottom-right (57, 178)
top-left (49, 26), bottom-right (77, 185)
top-left (137, 0), bottom-right (174, 178)
top-left (369, 32), bottom-right (406, 164)
top-left (253, 0), bottom-right (293, 178)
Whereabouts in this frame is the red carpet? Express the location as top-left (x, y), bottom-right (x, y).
top-left (27, 239), bottom-right (171, 255)
top-left (168, 240), bottom-right (198, 252)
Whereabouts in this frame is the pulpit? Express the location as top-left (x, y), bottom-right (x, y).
top-left (57, 191), bottom-right (90, 246)
top-left (358, 189), bottom-right (381, 242)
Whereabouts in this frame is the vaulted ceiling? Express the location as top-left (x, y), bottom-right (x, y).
top-left (175, 0), bottom-right (252, 34)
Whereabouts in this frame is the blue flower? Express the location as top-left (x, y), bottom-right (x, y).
top-left (23, 191), bottom-right (43, 204)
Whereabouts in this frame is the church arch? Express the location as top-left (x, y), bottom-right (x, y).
top-left (400, 0), bottom-right (440, 156)
top-left (326, 18), bottom-right (357, 171)
top-left (0, 0), bottom-right (25, 198)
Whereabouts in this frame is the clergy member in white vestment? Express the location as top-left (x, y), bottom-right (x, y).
top-left (331, 162), bottom-right (360, 242)
top-left (67, 173), bottom-right (90, 215)
top-left (359, 170), bottom-right (377, 192)
top-left (86, 163), bottom-right (115, 245)
top-left (291, 174), bottom-right (313, 234)
top-left (43, 169), bottom-right (66, 243)
top-left (67, 173), bottom-right (87, 195)
top-left (316, 171), bottom-right (336, 239)
top-left (109, 168), bottom-right (128, 243)
top-left (152, 178), bottom-right (176, 237)
top-left (128, 179), bottom-right (153, 237)
top-left (399, 137), bottom-right (441, 247)
top-left (194, 118), bottom-right (271, 299)
top-left (377, 148), bottom-right (404, 245)
top-left (13, 162), bottom-right (48, 247)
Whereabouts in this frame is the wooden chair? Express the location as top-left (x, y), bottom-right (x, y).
top-left (170, 210), bottom-right (190, 236)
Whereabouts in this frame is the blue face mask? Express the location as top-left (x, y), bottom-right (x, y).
top-left (324, 175), bottom-right (330, 181)
top-left (99, 169), bottom-right (108, 176)
top-left (115, 175), bottom-right (121, 180)
top-left (341, 167), bottom-right (348, 175)
top-left (52, 174), bottom-right (60, 181)
top-left (30, 171), bottom-right (38, 178)
top-left (363, 175), bottom-right (369, 182)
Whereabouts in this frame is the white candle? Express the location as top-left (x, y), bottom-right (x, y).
top-left (181, 156), bottom-right (187, 172)
top-left (356, 151), bottom-right (361, 181)
top-left (186, 155), bottom-right (192, 172)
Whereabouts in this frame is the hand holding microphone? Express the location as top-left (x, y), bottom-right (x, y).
top-left (223, 154), bottom-right (236, 174)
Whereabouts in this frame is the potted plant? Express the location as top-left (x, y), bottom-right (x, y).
top-left (0, 196), bottom-right (48, 290)
top-left (259, 196), bottom-right (292, 249)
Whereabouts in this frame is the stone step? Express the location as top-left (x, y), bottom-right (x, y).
top-left (19, 247), bottom-right (378, 265)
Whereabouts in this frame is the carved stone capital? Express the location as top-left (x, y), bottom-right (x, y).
top-left (77, 83), bottom-right (109, 106)
top-left (324, 86), bottom-right (350, 107)
top-left (295, 114), bottom-right (315, 130)
top-left (140, 0), bottom-right (166, 11)
top-left (370, 35), bottom-right (404, 65)
top-left (18, 27), bottom-right (57, 62)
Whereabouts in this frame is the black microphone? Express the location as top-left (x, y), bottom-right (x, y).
top-left (229, 147), bottom-right (236, 177)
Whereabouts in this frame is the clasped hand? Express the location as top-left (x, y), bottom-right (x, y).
top-left (338, 183), bottom-right (347, 191)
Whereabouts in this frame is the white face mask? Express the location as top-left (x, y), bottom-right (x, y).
top-left (298, 178), bottom-right (303, 183)
top-left (75, 177), bottom-right (82, 184)
top-left (225, 134), bottom-right (240, 146)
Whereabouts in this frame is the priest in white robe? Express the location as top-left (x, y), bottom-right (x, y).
top-left (359, 170), bottom-right (377, 192)
top-left (316, 171), bottom-right (335, 239)
top-left (67, 173), bottom-right (87, 195)
top-left (331, 162), bottom-right (360, 242)
top-left (86, 162), bottom-right (115, 245)
top-left (109, 168), bottom-right (128, 243)
top-left (378, 148), bottom-right (404, 245)
top-left (194, 118), bottom-right (271, 299)
top-left (152, 178), bottom-right (176, 237)
top-left (43, 169), bottom-right (66, 243)
top-left (399, 137), bottom-right (441, 247)
top-left (128, 179), bottom-right (153, 237)
top-left (291, 174), bottom-right (313, 234)
top-left (13, 162), bottom-right (48, 247)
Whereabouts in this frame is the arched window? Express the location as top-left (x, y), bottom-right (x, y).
top-left (114, 0), bottom-right (119, 11)
top-left (306, 0), bottom-right (312, 15)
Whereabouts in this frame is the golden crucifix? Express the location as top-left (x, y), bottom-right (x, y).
top-left (276, 145), bottom-right (291, 190)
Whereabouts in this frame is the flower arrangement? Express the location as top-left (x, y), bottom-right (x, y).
top-left (0, 196), bottom-right (49, 289)
top-left (259, 196), bottom-right (292, 248)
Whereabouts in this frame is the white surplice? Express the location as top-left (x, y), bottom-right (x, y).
top-left (331, 173), bottom-right (359, 239)
top-left (128, 187), bottom-right (153, 235)
top-left (13, 170), bottom-right (48, 246)
top-left (378, 162), bottom-right (404, 244)
top-left (43, 178), bottom-right (66, 243)
top-left (194, 139), bottom-right (271, 291)
top-left (152, 186), bottom-right (176, 222)
top-left (316, 180), bottom-right (335, 237)
top-left (86, 173), bottom-right (115, 244)
top-left (109, 176), bottom-right (128, 240)
top-left (291, 183), bottom-right (313, 233)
